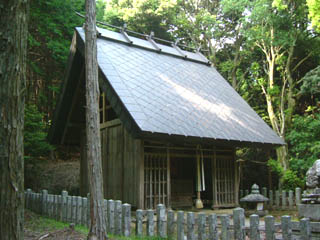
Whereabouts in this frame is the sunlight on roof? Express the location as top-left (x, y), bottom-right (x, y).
top-left (159, 73), bottom-right (264, 139)
top-left (160, 74), bottom-right (231, 121)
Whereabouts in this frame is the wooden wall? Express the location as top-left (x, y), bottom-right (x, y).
top-left (80, 119), bottom-right (144, 208)
top-left (100, 119), bottom-right (143, 208)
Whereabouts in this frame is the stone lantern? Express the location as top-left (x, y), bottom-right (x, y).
top-left (240, 184), bottom-right (269, 216)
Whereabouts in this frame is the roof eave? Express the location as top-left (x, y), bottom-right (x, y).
top-left (140, 131), bottom-right (285, 148)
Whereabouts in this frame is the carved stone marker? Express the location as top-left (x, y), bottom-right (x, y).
top-left (306, 159), bottom-right (320, 188)
top-left (298, 159), bottom-right (320, 221)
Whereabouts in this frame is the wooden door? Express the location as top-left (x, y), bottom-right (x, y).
top-left (212, 150), bottom-right (237, 208)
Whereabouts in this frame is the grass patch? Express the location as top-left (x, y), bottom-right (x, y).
top-left (25, 209), bottom-right (88, 236)
top-left (25, 210), bottom-right (166, 239)
top-left (266, 209), bottom-right (299, 221)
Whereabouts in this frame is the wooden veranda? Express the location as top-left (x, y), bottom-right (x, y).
top-left (143, 142), bottom-right (239, 209)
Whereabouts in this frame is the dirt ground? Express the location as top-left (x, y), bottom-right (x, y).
top-left (24, 210), bottom-right (86, 240)
top-left (24, 228), bottom-right (86, 240)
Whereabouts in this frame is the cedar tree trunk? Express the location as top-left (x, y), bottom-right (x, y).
top-left (0, 0), bottom-right (28, 239)
top-left (85, 0), bottom-right (107, 239)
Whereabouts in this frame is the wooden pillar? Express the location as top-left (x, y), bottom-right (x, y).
top-left (196, 151), bottom-right (203, 208)
top-left (234, 148), bottom-right (239, 205)
top-left (167, 147), bottom-right (171, 208)
top-left (212, 149), bottom-right (217, 208)
top-left (137, 140), bottom-right (144, 209)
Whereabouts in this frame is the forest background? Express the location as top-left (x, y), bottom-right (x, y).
top-left (25, 0), bottom-right (320, 194)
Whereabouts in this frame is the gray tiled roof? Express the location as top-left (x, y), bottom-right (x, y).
top-left (77, 27), bottom-right (284, 145)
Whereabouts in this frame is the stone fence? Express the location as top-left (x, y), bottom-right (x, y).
top-left (240, 188), bottom-right (302, 209)
top-left (25, 189), bottom-right (320, 240)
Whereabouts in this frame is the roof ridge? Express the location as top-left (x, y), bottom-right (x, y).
top-left (90, 27), bottom-right (211, 66)
top-left (75, 11), bottom-right (211, 65)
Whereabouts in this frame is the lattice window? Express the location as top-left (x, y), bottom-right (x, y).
top-left (144, 153), bottom-right (169, 209)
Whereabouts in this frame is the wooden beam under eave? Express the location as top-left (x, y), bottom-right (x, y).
top-left (99, 118), bottom-right (121, 130)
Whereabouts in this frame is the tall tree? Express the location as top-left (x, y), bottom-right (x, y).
top-left (243, 0), bottom-right (314, 172)
top-left (0, 0), bottom-right (28, 239)
top-left (85, 0), bottom-right (107, 239)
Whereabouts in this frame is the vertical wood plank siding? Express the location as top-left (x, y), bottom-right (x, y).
top-left (100, 121), bottom-right (143, 208)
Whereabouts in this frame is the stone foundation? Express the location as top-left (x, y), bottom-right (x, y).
top-left (298, 204), bottom-right (320, 221)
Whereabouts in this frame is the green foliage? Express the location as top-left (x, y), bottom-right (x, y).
top-left (268, 159), bottom-right (304, 190)
top-left (286, 113), bottom-right (320, 176)
top-left (29, 0), bottom-right (85, 65)
top-left (300, 65), bottom-right (320, 97)
top-left (281, 170), bottom-right (304, 190)
top-left (307, 0), bottom-right (320, 32)
top-left (268, 158), bottom-right (283, 176)
top-left (104, 0), bottom-right (177, 40)
top-left (24, 105), bottom-right (54, 158)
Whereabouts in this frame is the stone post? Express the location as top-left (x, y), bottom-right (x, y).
top-left (147, 209), bottom-right (154, 237)
top-left (300, 218), bottom-right (311, 240)
top-left (107, 199), bottom-right (114, 234)
top-left (233, 208), bottom-right (245, 240)
top-left (61, 191), bottom-right (68, 222)
top-left (26, 189), bottom-right (32, 209)
top-left (76, 196), bottom-right (82, 225)
top-left (220, 214), bottom-right (230, 240)
top-left (177, 211), bottom-right (184, 240)
top-left (198, 212), bottom-right (206, 240)
top-left (208, 213), bottom-right (218, 240)
top-left (48, 195), bottom-right (53, 218)
top-left (72, 196), bottom-right (77, 223)
top-left (275, 190), bottom-right (280, 207)
top-left (281, 215), bottom-right (292, 240)
top-left (288, 191), bottom-right (294, 208)
top-left (282, 190), bottom-right (287, 209)
top-left (295, 187), bottom-right (301, 205)
top-left (269, 190), bottom-right (273, 207)
top-left (167, 210), bottom-right (175, 239)
top-left (262, 187), bottom-right (267, 197)
top-left (135, 209), bottom-right (143, 237)
top-left (115, 200), bottom-right (122, 235)
top-left (250, 214), bottom-right (260, 240)
top-left (55, 195), bottom-right (59, 220)
top-left (58, 196), bottom-right (62, 221)
top-left (157, 204), bottom-right (165, 238)
top-left (122, 203), bottom-right (131, 237)
top-left (41, 189), bottom-right (48, 215)
top-left (265, 215), bottom-right (275, 240)
top-left (67, 196), bottom-right (72, 222)
top-left (82, 197), bottom-right (87, 226)
top-left (187, 212), bottom-right (195, 240)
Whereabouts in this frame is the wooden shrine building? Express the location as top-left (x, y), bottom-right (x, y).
top-left (48, 27), bottom-right (284, 209)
